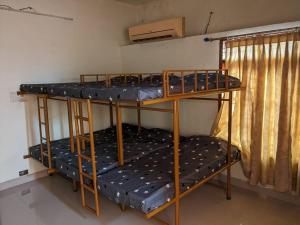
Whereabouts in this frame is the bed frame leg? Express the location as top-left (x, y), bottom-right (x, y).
top-left (173, 100), bottom-right (180, 225)
top-left (119, 204), bottom-right (126, 212)
top-left (109, 101), bottom-right (114, 128)
top-left (67, 99), bottom-right (75, 153)
top-left (226, 167), bottom-right (231, 200)
top-left (137, 101), bottom-right (141, 133)
top-left (78, 101), bottom-right (86, 150)
top-left (72, 180), bottom-right (78, 192)
top-left (47, 168), bottom-right (56, 175)
top-left (226, 91), bottom-right (233, 200)
top-left (116, 102), bottom-right (124, 166)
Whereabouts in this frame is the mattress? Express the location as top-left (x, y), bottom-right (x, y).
top-left (20, 82), bottom-right (105, 98)
top-left (97, 136), bottom-right (241, 214)
top-left (29, 123), bottom-right (175, 163)
top-left (56, 125), bottom-right (177, 181)
top-left (29, 124), bottom-right (177, 181)
top-left (28, 123), bottom-right (141, 167)
top-left (29, 138), bottom-right (72, 168)
top-left (56, 140), bottom-right (171, 181)
top-left (20, 73), bottom-right (241, 101)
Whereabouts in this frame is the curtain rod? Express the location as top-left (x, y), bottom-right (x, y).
top-left (204, 26), bottom-right (300, 42)
top-left (0, 5), bottom-right (73, 21)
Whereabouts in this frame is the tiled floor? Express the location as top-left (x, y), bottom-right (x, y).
top-left (0, 175), bottom-right (299, 225)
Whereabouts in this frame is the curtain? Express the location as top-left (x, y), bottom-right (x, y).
top-left (212, 31), bottom-right (300, 194)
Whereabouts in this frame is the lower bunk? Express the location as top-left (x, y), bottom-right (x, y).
top-left (29, 124), bottom-right (176, 181)
top-left (28, 124), bottom-right (240, 219)
top-left (97, 135), bottom-right (240, 214)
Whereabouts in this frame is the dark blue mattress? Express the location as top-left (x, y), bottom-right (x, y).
top-left (28, 123), bottom-right (130, 167)
top-left (56, 140), bottom-right (171, 181)
top-left (29, 124), bottom-right (176, 181)
top-left (20, 74), bottom-right (241, 101)
top-left (29, 138), bottom-right (72, 168)
top-left (97, 136), bottom-right (240, 213)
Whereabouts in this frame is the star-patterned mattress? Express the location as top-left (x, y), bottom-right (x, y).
top-left (97, 135), bottom-right (241, 214)
top-left (29, 124), bottom-right (176, 181)
top-left (19, 73), bottom-right (240, 101)
top-left (28, 123), bottom-right (136, 167)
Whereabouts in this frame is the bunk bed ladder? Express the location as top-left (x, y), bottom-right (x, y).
top-left (37, 95), bottom-right (55, 174)
top-left (72, 99), bottom-right (100, 216)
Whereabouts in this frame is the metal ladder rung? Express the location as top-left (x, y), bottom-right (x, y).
top-left (39, 106), bottom-right (45, 109)
top-left (79, 135), bottom-right (90, 142)
top-left (79, 154), bottom-right (92, 161)
top-left (42, 152), bottom-right (49, 156)
top-left (81, 171), bottom-right (93, 180)
top-left (83, 184), bottom-right (95, 193)
top-left (75, 116), bottom-right (89, 121)
top-left (41, 122), bottom-right (46, 126)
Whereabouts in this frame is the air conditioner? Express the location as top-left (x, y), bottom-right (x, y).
top-left (128, 17), bottom-right (185, 43)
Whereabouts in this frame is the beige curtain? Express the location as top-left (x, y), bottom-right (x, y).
top-left (213, 31), bottom-right (300, 194)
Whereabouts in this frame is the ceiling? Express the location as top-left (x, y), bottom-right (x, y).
top-left (115, 0), bottom-right (158, 5)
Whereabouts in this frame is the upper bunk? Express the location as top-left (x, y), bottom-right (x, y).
top-left (19, 69), bottom-right (241, 105)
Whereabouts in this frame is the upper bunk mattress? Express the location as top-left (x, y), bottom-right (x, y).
top-left (20, 73), bottom-right (241, 101)
top-left (97, 135), bottom-right (241, 214)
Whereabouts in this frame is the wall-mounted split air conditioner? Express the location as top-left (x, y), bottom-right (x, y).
top-left (128, 17), bottom-right (185, 43)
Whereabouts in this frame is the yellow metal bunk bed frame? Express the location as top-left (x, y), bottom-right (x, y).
top-left (19, 69), bottom-right (242, 225)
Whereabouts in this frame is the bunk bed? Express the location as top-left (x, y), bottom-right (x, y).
top-left (19, 69), bottom-right (242, 225)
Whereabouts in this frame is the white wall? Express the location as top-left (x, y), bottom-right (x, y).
top-left (0, 0), bottom-right (139, 183)
top-left (136, 0), bottom-right (300, 36)
top-left (121, 21), bottom-right (300, 181)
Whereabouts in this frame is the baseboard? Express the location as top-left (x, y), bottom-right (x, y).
top-left (0, 170), bottom-right (48, 192)
top-left (212, 174), bottom-right (300, 206)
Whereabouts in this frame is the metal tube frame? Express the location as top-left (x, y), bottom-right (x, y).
top-left (218, 39), bottom-right (224, 111)
top-left (67, 98), bottom-right (75, 152)
top-left (144, 93), bottom-right (234, 224)
top-left (20, 69), bottom-right (238, 224)
top-left (21, 90), bottom-right (236, 223)
top-left (115, 102), bottom-right (124, 166)
top-left (173, 100), bottom-right (180, 225)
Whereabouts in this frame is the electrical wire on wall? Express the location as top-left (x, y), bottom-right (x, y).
top-left (0, 3), bottom-right (73, 21)
top-left (203, 11), bottom-right (213, 34)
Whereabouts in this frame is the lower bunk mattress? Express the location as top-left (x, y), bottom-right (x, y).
top-left (28, 123), bottom-right (130, 167)
top-left (56, 140), bottom-right (171, 181)
top-left (97, 135), bottom-right (241, 214)
top-left (29, 124), bottom-right (176, 180)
